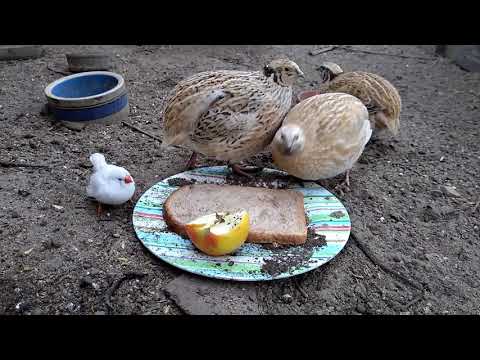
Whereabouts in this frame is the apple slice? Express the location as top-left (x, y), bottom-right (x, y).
top-left (185, 211), bottom-right (250, 256)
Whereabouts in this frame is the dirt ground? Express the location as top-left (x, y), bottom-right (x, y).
top-left (0, 45), bottom-right (479, 315)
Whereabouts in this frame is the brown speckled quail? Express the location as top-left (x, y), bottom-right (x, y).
top-left (272, 93), bottom-right (372, 189)
top-left (162, 58), bottom-right (304, 176)
top-left (298, 62), bottom-right (401, 137)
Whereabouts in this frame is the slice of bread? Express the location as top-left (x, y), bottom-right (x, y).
top-left (163, 184), bottom-right (308, 245)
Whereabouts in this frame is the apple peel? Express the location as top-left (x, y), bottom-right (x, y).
top-left (185, 211), bottom-right (250, 256)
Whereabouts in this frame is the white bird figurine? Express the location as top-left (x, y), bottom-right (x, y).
top-left (86, 153), bottom-right (135, 216)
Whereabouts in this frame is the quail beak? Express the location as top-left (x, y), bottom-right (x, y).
top-left (283, 144), bottom-right (294, 156)
top-left (124, 175), bottom-right (133, 184)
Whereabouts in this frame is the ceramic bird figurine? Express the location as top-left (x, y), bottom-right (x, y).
top-left (86, 153), bottom-right (135, 215)
top-left (271, 93), bottom-right (372, 188)
top-left (298, 62), bottom-right (401, 137)
top-left (161, 58), bottom-right (304, 177)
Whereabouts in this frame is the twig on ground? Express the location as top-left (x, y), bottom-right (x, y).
top-left (104, 272), bottom-right (147, 313)
top-left (351, 272), bottom-right (364, 280)
top-left (293, 278), bottom-right (309, 299)
top-left (350, 231), bottom-right (424, 292)
top-left (47, 65), bottom-right (71, 76)
top-left (14, 113), bottom-right (26, 121)
top-left (402, 293), bottom-right (425, 312)
top-left (336, 46), bottom-right (435, 61)
top-left (309, 45), bottom-right (338, 56)
top-left (472, 198), bottom-right (480, 214)
top-left (122, 121), bottom-right (163, 142)
top-left (122, 121), bottom-right (182, 149)
top-left (0, 161), bottom-right (51, 169)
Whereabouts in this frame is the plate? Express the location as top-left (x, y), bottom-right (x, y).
top-left (132, 166), bottom-right (351, 281)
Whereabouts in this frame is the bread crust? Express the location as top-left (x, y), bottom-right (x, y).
top-left (163, 184), bottom-right (307, 245)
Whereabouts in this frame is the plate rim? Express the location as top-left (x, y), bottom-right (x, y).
top-left (132, 166), bottom-right (351, 281)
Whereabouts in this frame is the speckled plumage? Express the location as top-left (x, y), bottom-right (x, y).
top-left (316, 64), bottom-right (401, 136)
top-left (162, 59), bottom-right (303, 163)
top-left (272, 93), bottom-right (372, 181)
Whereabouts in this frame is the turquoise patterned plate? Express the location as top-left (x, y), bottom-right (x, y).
top-left (133, 166), bottom-right (351, 281)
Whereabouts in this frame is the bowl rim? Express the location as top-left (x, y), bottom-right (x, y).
top-left (44, 71), bottom-right (124, 102)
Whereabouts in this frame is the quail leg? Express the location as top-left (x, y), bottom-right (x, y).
top-left (96, 202), bottom-right (103, 217)
top-left (289, 175), bottom-right (306, 188)
top-left (185, 152), bottom-right (198, 170)
top-left (344, 170), bottom-right (351, 187)
top-left (229, 163), bottom-right (264, 178)
top-left (334, 170), bottom-right (351, 193)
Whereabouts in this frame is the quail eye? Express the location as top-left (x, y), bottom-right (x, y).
top-left (118, 178), bottom-right (123, 181)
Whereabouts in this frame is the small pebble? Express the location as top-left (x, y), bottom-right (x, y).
top-left (440, 185), bottom-right (461, 198)
top-left (356, 304), bottom-right (366, 313)
top-left (18, 189), bottom-right (30, 197)
top-left (48, 239), bottom-right (62, 249)
top-left (52, 205), bottom-right (64, 211)
top-left (95, 311), bottom-right (106, 316)
top-left (392, 254), bottom-right (402, 262)
top-left (112, 233), bottom-right (120, 238)
top-left (281, 294), bottom-right (293, 303)
top-left (79, 277), bottom-right (94, 289)
top-left (31, 308), bottom-right (43, 315)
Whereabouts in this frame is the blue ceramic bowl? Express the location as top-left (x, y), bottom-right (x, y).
top-left (44, 71), bottom-right (128, 128)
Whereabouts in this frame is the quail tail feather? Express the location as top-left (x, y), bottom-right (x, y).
top-left (162, 89), bottom-right (231, 149)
